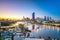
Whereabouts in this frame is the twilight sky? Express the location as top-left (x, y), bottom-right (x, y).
top-left (0, 0), bottom-right (60, 20)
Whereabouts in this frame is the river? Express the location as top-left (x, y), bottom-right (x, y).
top-left (26, 24), bottom-right (60, 39)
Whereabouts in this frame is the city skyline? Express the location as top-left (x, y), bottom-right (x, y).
top-left (0, 0), bottom-right (60, 20)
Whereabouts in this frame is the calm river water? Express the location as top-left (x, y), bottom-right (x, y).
top-left (26, 24), bottom-right (60, 39)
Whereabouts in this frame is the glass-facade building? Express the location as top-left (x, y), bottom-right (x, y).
top-left (32, 12), bottom-right (35, 21)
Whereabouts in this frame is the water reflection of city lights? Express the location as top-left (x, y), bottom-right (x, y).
top-left (32, 29), bottom-right (37, 32)
top-left (52, 27), bottom-right (55, 31)
top-left (57, 28), bottom-right (60, 32)
top-left (55, 27), bottom-right (60, 32)
top-left (39, 28), bottom-right (42, 30)
top-left (48, 26), bottom-right (51, 30)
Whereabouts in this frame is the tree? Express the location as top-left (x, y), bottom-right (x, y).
top-left (18, 24), bottom-right (28, 33)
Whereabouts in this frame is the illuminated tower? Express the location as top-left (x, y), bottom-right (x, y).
top-left (44, 16), bottom-right (46, 21)
top-left (32, 12), bottom-right (35, 21)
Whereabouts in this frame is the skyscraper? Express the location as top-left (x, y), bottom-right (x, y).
top-left (32, 12), bottom-right (35, 21)
top-left (47, 16), bottom-right (50, 21)
top-left (44, 16), bottom-right (46, 21)
top-left (49, 17), bottom-right (52, 21)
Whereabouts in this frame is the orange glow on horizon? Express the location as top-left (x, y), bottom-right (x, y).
top-left (0, 16), bottom-right (23, 20)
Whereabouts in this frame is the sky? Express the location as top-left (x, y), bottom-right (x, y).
top-left (0, 0), bottom-right (60, 20)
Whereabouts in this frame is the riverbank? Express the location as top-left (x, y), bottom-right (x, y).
top-left (31, 21), bottom-right (60, 27)
top-left (43, 23), bottom-right (60, 27)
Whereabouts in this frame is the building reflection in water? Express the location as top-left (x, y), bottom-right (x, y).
top-left (40, 25), bottom-right (60, 32)
top-left (32, 24), bottom-right (35, 30)
top-left (26, 24), bottom-right (60, 38)
top-left (32, 24), bottom-right (35, 32)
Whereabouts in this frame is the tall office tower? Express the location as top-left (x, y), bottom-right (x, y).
top-left (49, 17), bottom-right (52, 21)
top-left (32, 12), bottom-right (35, 21)
top-left (44, 16), bottom-right (46, 21)
top-left (47, 16), bottom-right (49, 21)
